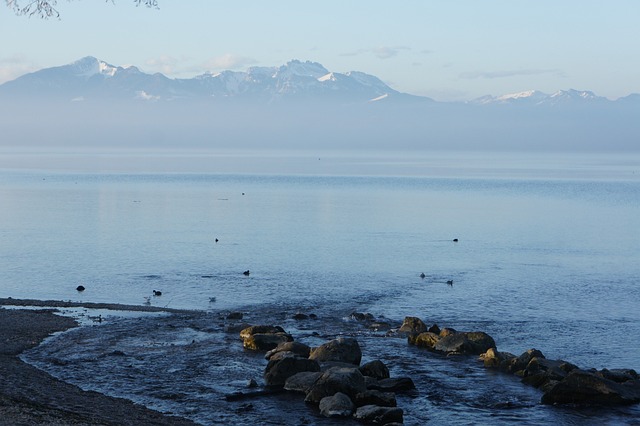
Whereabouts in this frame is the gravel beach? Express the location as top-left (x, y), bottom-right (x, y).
top-left (0, 301), bottom-right (197, 426)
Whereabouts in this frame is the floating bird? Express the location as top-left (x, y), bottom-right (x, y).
top-left (153, 290), bottom-right (162, 296)
top-left (209, 297), bottom-right (217, 303)
top-left (76, 285), bottom-right (85, 292)
top-left (446, 280), bottom-right (454, 286)
top-left (420, 273), bottom-right (426, 279)
top-left (243, 270), bottom-right (250, 276)
top-left (215, 238), bottom-right (219, 243)
top-left (453, 238), bottom-right (459, 242)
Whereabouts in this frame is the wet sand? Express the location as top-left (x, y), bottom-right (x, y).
top-left (0, 300), bottom-right (197, 425)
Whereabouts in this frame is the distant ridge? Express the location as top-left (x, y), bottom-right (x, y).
top-left (0, 56), bottom-right (429, 104)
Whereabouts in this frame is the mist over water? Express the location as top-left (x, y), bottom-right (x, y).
top-left (3, 149), bottom-right (640, 424)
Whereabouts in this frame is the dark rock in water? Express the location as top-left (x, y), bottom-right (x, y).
top-left (309, 337), bottom-right (362, 366)
top-left (428, 324), bottom-right (441, 335)
top-left (359, 360), bottom-right (390, 380)
top-left (304, 367), bottom-right (367, 404)
top-left (506, 348), bottom-right (546, 375)
top-left (398, 316), bottom-right (427, 335)
top-left (284, 371), bottom-right (323, 394)
top-left (367, 377), bottom-right (416, 392)
top-left (239, 325), bottom-right (285, 340)
top-left (76, 285), bottom-right (85, 292)
top-left (480, 347), bottom-right (516, 369)
top-left (264, 355), bottom-right (320, 387)
top-left (349, 312), bottom-right (375, 322)
top-left (354, 405), bottom-right (404, 424)
top-left (292, 313), bottom-right (309, 320)
top-left (368, 321), bottom-right (391, 331)
top-left (521, 357), bottom-right (578, 389)
top-left (434, 331), bottom-right (496, 355)
top-left (439, 327), bottom-right (457, 337)
top-left (355, 390), bottom-right (397, 408)
top-left (226, 312), bottom-right (243, 320)
top-left (243, 333), bottom-right (293, 351)
top-left (318, 392), bottom-right (355, 418)
top-left (265, 341), bottom-right (311, 360)
top-left (410, 331), bottom-right (440, 349)
top-left (596, 368), bottom-right (639, 383)
top-left (541, 369), bottom-right (640, 406)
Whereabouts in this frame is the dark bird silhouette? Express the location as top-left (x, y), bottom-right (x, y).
top-left (420, 273), bottom-right (426, 279)
top-left (243, 270), bottom-right (250, 276)
top-left (215, 238), bottom-right (219, 243)
top-left (453, 238), bottom-right (459, 242)
top-left (153, 290), bottom-right (162, 296)
top-left (76, 285), bottom-right (85, 292)
top-left (446, 280), bottom-right (454, 286)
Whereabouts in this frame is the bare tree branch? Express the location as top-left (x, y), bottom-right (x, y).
top-left (5, 0), bottom-right (158, 19)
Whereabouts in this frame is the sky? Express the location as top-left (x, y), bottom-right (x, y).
top-left (1, 0), bottom-right (639, 101)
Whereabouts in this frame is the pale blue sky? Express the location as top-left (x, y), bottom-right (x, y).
top-left (1, 0), bottom-right (639, 101)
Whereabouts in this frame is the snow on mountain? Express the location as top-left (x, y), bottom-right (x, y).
top-left (470, 88), bottom-right (610, 106)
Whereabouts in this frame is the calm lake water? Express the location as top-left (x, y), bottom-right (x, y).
top-left (2, 149), bottom-right (640, 424)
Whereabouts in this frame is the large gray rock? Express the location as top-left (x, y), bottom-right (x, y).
top-left (433, 331), bottom-right (496, 355)
top-left (506, 348), bottom-right (545, 374)
top-left (367, 377), bottom-right (416, 392)
top-left (265, 341), bottom-right (311, 360)
top-left (353, 405), bottom-right (404, 424)
top-left (318, 392), bottom-right (355, 418)
top-left (480, 347), bottom-right (516, 369)
top-left (309, 337), bottom-right (362, 366)
top-left (541, 369), bottom-right (640, 405)
top-left (264, 355), bottom-right (320, 386)
top-left (521, 357), bottom-right (578, 390)
top-left (284, 371), bottom-right (323, 394)
top-left (304, 367), bottom-right (366, 404)
top-left (398, 316), bottom-right (427, 334)
top-left (359, 360), bottom-right (390, 380)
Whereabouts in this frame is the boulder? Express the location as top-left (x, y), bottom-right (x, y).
top-left (318, 392), bottom-right (355, 418)
top-left (428, 324), bottom-right (441, 335)
top-left (243, 333), bottom-right (293, 351)
top-left (367, 377), bottom-right (416, 392)
top-left (505, 349), bottom-right (545, 375)
top-left (541, 369), bottom-right (640, 406)
top-left (349, 312), bottom-right (375, 322)
top-left (265, 341), bottom-right (311, 360)
top-left (410, 331), bottom-right (440, 349)
top-left (353, 405), bottom-right (404, 424)
top-left (354, 390), bottom-right (397, 407)
top-left (239, 325), bottom-right (286, 340)
top-left (480, 348), bottom-right (516, 369)
top-left (359, 360), bottom-right (390, 380)
top-left (309, 337), bottom-right (362, 366)
top-left (398, 316), bottom-right (427, 334)
top-left (434, 331), bottom-right (495, 355)
top-left (597, 369), bottom-right (639, 383)
top-left (264, 355), bottom-right (320, 386)
top-left (521, 357), bottom-right (578, 389)
top-left (284, 371), bottom-right (322, 394)
top-left (439, 327), bottom-right (457, 337)
top-left (304, 367), bottom-right (367, 404)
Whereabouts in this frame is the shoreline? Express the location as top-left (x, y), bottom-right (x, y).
top-left (0, 301), bottom-right (197, 425)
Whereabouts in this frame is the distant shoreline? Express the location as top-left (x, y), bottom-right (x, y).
top-left (0, 301), bottom-right (197, 425)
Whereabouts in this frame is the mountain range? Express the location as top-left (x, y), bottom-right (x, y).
top-left (1, 57), bottom-right (638, 151)
top-left (1, 56), bottom-right (638, 107)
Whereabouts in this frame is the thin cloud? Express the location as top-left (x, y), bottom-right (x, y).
top-left (0, 54), bottom-right (39, 84)
top-left (145, 55), bottom-right (180, 75)
top-left (372, 45), bottom-right (410, 59)
top-left (339, 46), bottom-right (411, 59)
top-left (202, 54), bottom-right (258, 71)
top-left (459, 69), bottom-right (565, 79)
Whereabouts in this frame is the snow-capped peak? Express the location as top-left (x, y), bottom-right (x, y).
top-left (70, 56), bottom-right (118, 78)
top-left (318, 72), bottom-right (337, 82)
top-left (497, 90), bottom-right (546, 101)
top-left (275, 60), bottom-right (329, 79)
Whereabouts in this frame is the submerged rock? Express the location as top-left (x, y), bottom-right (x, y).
top-left (284, 371), bottom-right (323, 394)
top-left (434, 331), bottom-right (496, 355)
top-left (359, 360), bottom-right (390, 380)
top-left (239, 325), bottom-right (286, 340)
top-left (243, 333), bottom-right (293, 351)
top-left (354, 405), bottom-right (404, 424)
top-left (398, 316), bottom-right (427, 335)
top-left (355, 390), bottom-right (397, 407)
top-left (265, 341), bottom-right (311, 360)
top-left (541, 369), bottom-right (640, 406)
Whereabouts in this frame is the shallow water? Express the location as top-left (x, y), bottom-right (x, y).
top-left (3, 149), bottom-right (640, 424)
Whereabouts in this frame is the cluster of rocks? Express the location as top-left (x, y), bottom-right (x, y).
top-left (401, 316), bottom-right (640, 406)
top-left (239, 324), bottom-right (415, 424)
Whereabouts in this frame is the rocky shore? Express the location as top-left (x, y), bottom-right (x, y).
top-left (0, 304), bottom-right (196, 426)
top-left (2, 298), bottom-right (639, 425)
